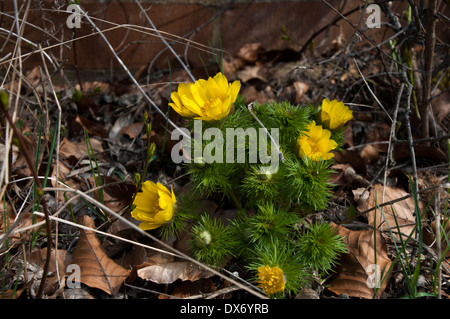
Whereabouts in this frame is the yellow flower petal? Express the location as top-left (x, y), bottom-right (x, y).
top-left (131, 181), bottom-right (176, 230)
top-left (297, 121), bottom-right (337, 160)
top-left (319, 99), bottom-right (353, 130)
top-left (169, 91), bottom-right (197, 118)
top-left (169, 73), bottom-right (241, 121)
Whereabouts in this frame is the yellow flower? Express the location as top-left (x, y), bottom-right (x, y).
top-left (131, 181), bottom-right (176, 230)
top-left (169, 72), bottom-right (241, 121)
top-left (257, 265), bottom-right (286, 295)
top-left (319, 98), bottom-right (353, 130)
top-left (297, 121), bottom-right (337, 160)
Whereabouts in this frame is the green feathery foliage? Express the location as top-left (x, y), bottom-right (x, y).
top-left (297, 221), bottom-right (348, 274)
top-left (189, 213), bottom-right (237, 267)
top-left (284, 156), bottom-right (335, 210)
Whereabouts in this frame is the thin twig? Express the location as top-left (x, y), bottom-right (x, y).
top-left (134, 0), bottom-right (196, 83)
top-left (420, 0), bottom-right (437, 139)
top-left (0, 103), bottom-right (53, 299)
top-left (74, 5), bottom-right (191, 142)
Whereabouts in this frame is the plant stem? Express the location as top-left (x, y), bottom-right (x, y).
top-left (0, 104), bottom-right (52, 299)
top-left (420, 0), bottom-right (437, 139)
top-left (228, 188), bottom-right (242, 210)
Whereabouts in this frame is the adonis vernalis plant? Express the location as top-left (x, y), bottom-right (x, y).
top-left (169, 72), bottom-right (241, 121)
top-left (131, 181), bottom-right (176, 230)
top-left (132, 72), bottom-right (352, 297)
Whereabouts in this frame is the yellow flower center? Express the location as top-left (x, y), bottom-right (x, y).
top-left (257, 265), bottom-right (286, 295)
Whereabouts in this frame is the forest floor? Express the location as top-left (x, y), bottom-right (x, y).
top-left (0, 1), bottom-right (449, 302)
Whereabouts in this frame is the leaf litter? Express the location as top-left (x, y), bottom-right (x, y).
top-left (1, 1), bottom-right (449, 301)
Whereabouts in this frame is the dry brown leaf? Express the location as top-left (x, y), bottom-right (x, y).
top-left (236, 43), bottom-right (264, 63)
top-left (12, 130), bottom-right (36, 178)
top-left (51, 160), bottom-right (89, 205)
top-left (333, 149), bottom-right (366, 175)
top-left (119, 122), bottom-right (145, 139)
top-left (58, 137), bottom-right (104, 163)
top-left (237, 65), bottom-right (268, 83)
top-left (328, 224), bottom-right (392, 299)
top-left (29, 248), bottom-right (73, 295)
top-left (293, 81), bottom-right (310, 104)
top-left (393, 144), bottom-right (448, 164)
top-left (72, 215), bottom-right (130, 295)
top-left (352, 187), bottom-right (370, 212)
top-left (88, 175), bottom-right (136, 215)
top-left (159, 278), bottom-right (216, 299)
top-left (366, 184), bottom-right (420, 240)
top-left (137, 261), bottom-right (213, 284)
top-left (432, 89), bottom-right (450, 123)
top-left (360, 144), bottom-right (380, 164)
top-left (330, 163), bottom-right (351, 186)
top-left (72, 115), bottom-right (109, 138)
top-left (0, 206), bottom-right (44, 245)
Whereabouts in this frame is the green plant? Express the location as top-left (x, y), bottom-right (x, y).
top-left (189, 213), bottom-right (237, 267)
top-left (297, 221), bottom-right (348, 274)
top-left (130, 73), bottom-right (352, 297)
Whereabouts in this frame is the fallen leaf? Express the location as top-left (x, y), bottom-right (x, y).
top-left (119, 122), bottom-right (145, 139)
top-left (58, 137), bottom-right (104, 163)
top-left (366, 184), bottom-right (420, 240)
top-left (137, 261), bottom-right (213, 284)
top-left (109, 115), bottom-right (134, 138)
top-left (328, 223), bottom-right (392, 299)
top-left (393, 144), bottom-right (448, 164)
top-left (236, 43), bottom-right (264, 63)
top-left (293, 81), bottom-right (310, 104)
top-left (88, 175), bottom-right (136, 215)
top-left (72, 215), bottom-right (130, 295)
top-left (51, 160), bottom-right (89, 205)
top-left (360, 144), bottom-right (380, 164)
top-left (333, 149), bottom-right (366, 175)
top-left (71, 115), bottom-right (109, 138)
top-left (29, 248), bottom-right (72, 295)
top-left (352, 187), bottom-right (370, 212)
top-left (0, 206), bottom-right (44, 245)
top-left (330, 163), bottom-right (351, 186)
top-left (237, 65), bottom-right (268, 83)
top-left (159, 278), bottom-right (216, 299)
top-left (241, 85), bottom-right (274, 104)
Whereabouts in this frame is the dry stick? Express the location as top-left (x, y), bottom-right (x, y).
top-left (435, 188), bottom-right (442, 299)
top-left (321, 0), bottom-right (396, 90)
top-left (353, 58), bottom-right (393, 123)
top-left (298, 6), bottom-right (360, 56)
top-left (420, 0), bottom-right (437, 139)
top-left (74, 5), bottom-right (190, 141)
top-left (382, 82), bottom-right (404, 202)
top-left (6, 0), bottom-right (51, 300)
top-left (403, 72), bottom-right (419, 196)
top-left (31, 212), bottom-right (182, 259)
top-left (43, 6), bottom-right (265, 299)
top-left (36, 187), bottom-right (268, 299)
top-left (0, 106), bottom-right (53, 299)
top-left (134, 0), bottom-right (196, 83)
